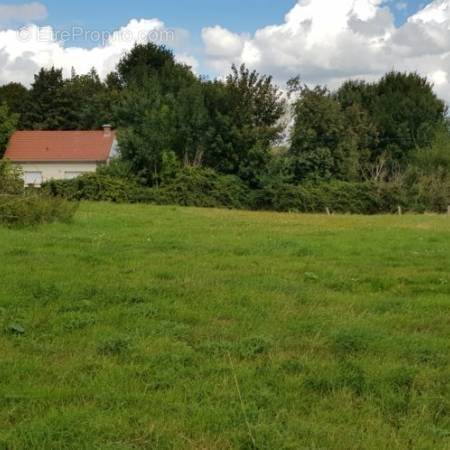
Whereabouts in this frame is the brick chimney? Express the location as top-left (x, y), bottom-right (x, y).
top-left (103, 124), bottom-right (112, 137)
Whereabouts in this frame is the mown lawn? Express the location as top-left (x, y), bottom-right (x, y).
top-left (0, 203), bottom-right (449, 450)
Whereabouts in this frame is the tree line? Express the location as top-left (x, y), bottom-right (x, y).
top-left (0, 42), bottom-right (449, 212)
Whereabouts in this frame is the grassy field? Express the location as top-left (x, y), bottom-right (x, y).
top-left (0, 203), bottom-right (449, 450)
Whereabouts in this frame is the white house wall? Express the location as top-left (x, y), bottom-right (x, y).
top-left (16, 162), bottom-right (100, 186)
top-left (109, 139), bottom-right (119, 160)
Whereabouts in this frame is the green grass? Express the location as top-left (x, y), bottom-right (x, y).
top-left (1, 203), bottom-right (449, 449)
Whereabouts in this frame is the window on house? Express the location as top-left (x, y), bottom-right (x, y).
top-left (24, 171), bottom-right (43, 186)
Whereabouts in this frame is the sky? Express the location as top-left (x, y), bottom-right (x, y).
top-left (3, 0), bottom-right (450, 101)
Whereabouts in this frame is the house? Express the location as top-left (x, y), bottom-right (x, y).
top-left (4, 125), bottom-right (117, 186)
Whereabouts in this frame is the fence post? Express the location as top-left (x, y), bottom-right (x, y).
top-left (398, 206), bottom-right (402, 216)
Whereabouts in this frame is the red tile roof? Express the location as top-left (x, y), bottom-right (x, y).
top-left (4, 131), bottom-right (116, 162)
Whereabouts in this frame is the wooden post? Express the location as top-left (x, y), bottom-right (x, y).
top-left (398, 206), bottom-right (402, 216)
top-left (326, 207), bottom-right (331, 216)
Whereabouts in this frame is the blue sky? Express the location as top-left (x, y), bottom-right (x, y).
top-left (2, 0), bottom-right (450, 102)
top-left (2, 0), bottom-right (433, 73)
top-left (4, 0), bottom-right (432, 38)
top-left (30, 0), bottom-right (298, 34)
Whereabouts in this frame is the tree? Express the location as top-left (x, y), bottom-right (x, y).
top-left (335, 72), bottom-right (446, 171)
top-left (115, 79), bottom-right (176, 185)
top-left (118, 43), bottom-right (175, 86)
top-left (21, 67), bottom-right (115, 131)
top-left (105, 72), bottom-right (123, 91)
top-left (114, 43), bottom-right (211, 179)
top-left (0, 83), bottom-right (29, 127)
top-left (373, 72), bottom-right (446, 163)
top-left (334, 80), bottom-right (376, 112)
top-left (117, 43), bottom-right (196, 93)
top-left (115, 43), bottom-right (212, 179)
top-left (412, 128), bottom-right (450, 175)
top-left (65, 68), bottom-right (115, 129)
top-left (22, 67), bottom-right (76, 130)
top-left (173, 81), bottom-right (210, 167)
top-left (341, 103), bottom-right (380, 181)
top-left (117, 80), bottom-right (211, 178)
top-left (203, 64), bottom-right (285, 186)
top-left (116, 75), bottom-right (213, 185)
top-left (289, 85), bottom-right (360, 181)
top-left (0, 103), bottom-right (19, 157)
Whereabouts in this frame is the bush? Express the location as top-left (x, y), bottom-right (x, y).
top-left (254, 181), bottom-right (389, 214)
top-left (403, 131), bottom-right (450, 213)
top-left (0, 160), bottom-right (24, 195)
top-left (44, 168), bottom-right (253, 210)
top-left (416, 174), bottom-right (450, 213)
top-left (0, 194), bottom-right (78, 227)
top-left (402, 170), bottom-right (450, 213)
top-left (42, 167), bottom-right (449, 214)
top-left (152, 168), bottom-right (252, 209)
top-left (373, 181), bottom-right (407, 213)
top-left (43, 173), bottom-right (140, 203)
top-left (0, 161), bottom-right (77, 227)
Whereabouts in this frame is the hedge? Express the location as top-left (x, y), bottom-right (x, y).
top-left (43, 169), bottom-right (253, 210)
top-left (42, 170), bottom-right (449, 214)
top-left (253, 181), bottom-right (406, 214)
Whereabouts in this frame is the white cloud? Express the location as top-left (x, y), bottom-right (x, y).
top-left (203, 25), bottom-right (245, 58)
top-left (430, 69), bottom-right (448, 86)
top-left (1, 0), bottom-right (450, 105)
top-left (201, 25), bottom-right (247, 73)
top-left (0, 2), bottom-right (47, 25)
top-left (0, 18), bottom-right (198, 85)
top-left (412, 0), bottom-right (449, 23)
top-left (176, 53), bottom-right (199, 72)
top-left (201, 0), bottom-right (450, 103)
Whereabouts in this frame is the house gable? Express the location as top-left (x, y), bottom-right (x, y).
top-left (4, 128), bottom-right (116, 163)
top-left (3, 127), bottom-right (117, 186)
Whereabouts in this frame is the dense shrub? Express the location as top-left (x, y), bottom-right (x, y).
top-left (43, 168), bottom-right (253, 210)
top-left (253, 181), bottom-right (397, 214)
top-left (402, 138), bottom-right (450, 213)
top-left (0, 160), bottom-right (24, 195)
top-left (402, 170), bottom-right (450, 213)
top-left (415, 174), bottom-right (450, 213)
top-left (43, 173), bottom-right (140, 203)
top-left (0, 161), bottom-right (77, 227)
top-left (151, 168), bottom-right (252, 209)
top-left (42, 167), bottom-right (448, 214)
top-left (0, 194), bottom-right (78, 227)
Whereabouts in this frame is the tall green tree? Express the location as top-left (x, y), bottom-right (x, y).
top-left (334, 80), bottom-right (376, 112)
top-left (115, 79), bottom-right (176, 185)
top-left (373, 72), bottom-right (446, 163)
top-left (117, 43), bottom-right (196, 93)
top-left (65, 68), bottom-right (115, 129)
top-left (117, 43), bottom-right (175, 86)
top-left (335, 72), bottom-right (446, 170)
top-left (22, 67), bottom-right (76, 130)
top-left (0, 83), bottom-right (29, 127)
top-left (173, 81), bottom-right (210, 167)
top-left (21, 67), bottom-right (115, 131)
top-left (114, 43), bottom-right (212, 179)
top-left (289, 85), bottom-right (361, 181)
top-left (203, 64), bottom-right (285, 186)
top-left (0, 103), bottom-right (19, 157)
